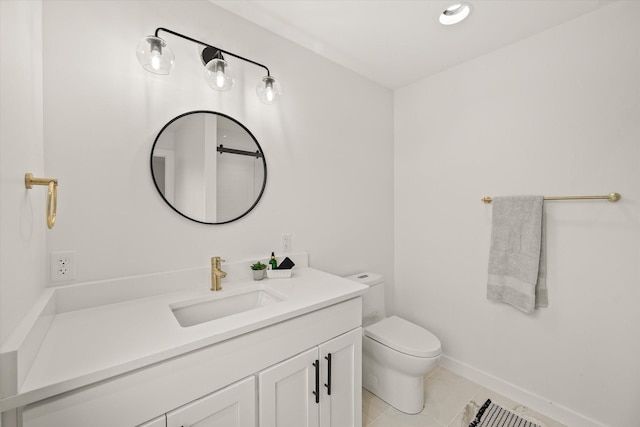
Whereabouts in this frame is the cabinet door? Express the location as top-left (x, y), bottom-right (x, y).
top-left (258, 347), bottom-right (320, 427)
top-left (166, 376), bottom-right (255, 427)
top-left (319, 328), bottom-right (362, 427)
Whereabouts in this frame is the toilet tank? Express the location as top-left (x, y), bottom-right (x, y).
top-left (345, 272), bottom-right (385, 327)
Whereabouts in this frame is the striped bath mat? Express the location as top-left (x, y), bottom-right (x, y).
top-left (469, 399), bottom-right (542, 427)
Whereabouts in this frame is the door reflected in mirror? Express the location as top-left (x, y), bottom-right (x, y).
top-left (150, 111), bottom-right (267, 224)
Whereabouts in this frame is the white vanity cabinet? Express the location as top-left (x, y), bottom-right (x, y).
top-left (24, 376), bottom-right (257, 427)
top-left (259, 347), bottom-right (319, 427)
top-left (12, 297), bottom-right (362, 427)
top-left (318, 329), bottom-right (362, 427)
top-left (259, 328), bottom-right (362, 427)
top-left (166, 376), bottom-right (255, 427)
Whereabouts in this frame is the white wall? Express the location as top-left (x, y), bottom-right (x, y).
top-left (394, 3), bottom-right (640, 427)
top-left (35, 1), bottom-right (394, 298)
top-left (0, 1), bottom-right (46, 345)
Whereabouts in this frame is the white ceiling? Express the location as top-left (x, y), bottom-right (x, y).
top-left (211, 0), bottom-right (614, 89)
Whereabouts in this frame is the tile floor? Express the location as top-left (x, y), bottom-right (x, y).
top-left (362, 366), bottom-right (567, 427)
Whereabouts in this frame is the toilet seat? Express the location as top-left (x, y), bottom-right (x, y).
top-left (364, 316), bottom-right (441, 358)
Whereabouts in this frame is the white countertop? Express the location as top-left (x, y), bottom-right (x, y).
top-left (0, 262), bottom-right (366, 411)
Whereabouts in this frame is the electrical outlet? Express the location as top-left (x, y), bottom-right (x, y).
top-left (281, 233), bottom-right (292, 252)
top-left (51, 251), bottom-right (76, 282)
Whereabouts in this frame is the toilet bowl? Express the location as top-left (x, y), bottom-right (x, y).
top-left (346, 273), bottom-right (442, 414)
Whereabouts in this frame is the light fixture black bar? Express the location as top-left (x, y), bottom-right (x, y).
top-left (217, 144), bottom-right (264, 158)
top-left (155, 27), bottom-right (271, 76)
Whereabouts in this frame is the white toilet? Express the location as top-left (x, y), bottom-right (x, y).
top-left (346, 272), bottom-right (442, 414)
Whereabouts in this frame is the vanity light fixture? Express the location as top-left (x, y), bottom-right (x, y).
top-left (256, 76), bottom-right (282, 105)
top-left (136, 35), bottom-right (175, 74)
top-left (201, 46), bottom-right (235, 92)
top-left (136, 28), bottom-right (281, 104)
top-left (439, 3), bottom-right (472, 26)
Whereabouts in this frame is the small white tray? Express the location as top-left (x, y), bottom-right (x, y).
top-left (266, 269), bottom-right (293, 279)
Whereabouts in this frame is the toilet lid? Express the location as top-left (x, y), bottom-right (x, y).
top-left (364, 316), bottom-right (441, 358)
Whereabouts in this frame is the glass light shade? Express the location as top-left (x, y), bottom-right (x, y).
top-left (256, 76), bottom-right (282, 105)
top-left (439, 3), bottom-right (471, 25)
top-left (204, 59), bottom-right (235, 91)
top-left (135, 36), bottom-right (174, 75)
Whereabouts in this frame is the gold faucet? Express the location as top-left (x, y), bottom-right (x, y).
top-left (211, 257), bottom-right (227, 291)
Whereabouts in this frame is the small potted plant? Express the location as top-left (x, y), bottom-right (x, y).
top-left (250, 261), bottom-right (267, 281)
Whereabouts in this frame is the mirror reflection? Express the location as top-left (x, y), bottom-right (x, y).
top-left (150, 111), bottom-right (267, 224)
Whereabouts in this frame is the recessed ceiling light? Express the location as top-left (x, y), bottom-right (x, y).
top-left (439, 3), bottom-right (472, 26)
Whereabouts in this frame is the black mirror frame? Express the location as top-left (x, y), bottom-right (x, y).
top-left (150, 110), bottom-right (267, 224)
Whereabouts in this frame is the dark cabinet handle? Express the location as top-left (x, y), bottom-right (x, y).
top-left (312, 360), bottom-right (320, 404)
top-left (324, 353), bottom-right (332, 395)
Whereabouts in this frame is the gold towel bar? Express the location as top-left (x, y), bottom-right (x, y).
top-left (481, 193), bottom-right (621, 204)
top-left (25, 173), bottom-right (58, 229)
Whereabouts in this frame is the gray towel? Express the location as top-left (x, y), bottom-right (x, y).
top-left (487, 196), bottom-right (547, 313)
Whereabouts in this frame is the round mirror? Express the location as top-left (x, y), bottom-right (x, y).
top-left (150, 111), bottom-right (267, 224)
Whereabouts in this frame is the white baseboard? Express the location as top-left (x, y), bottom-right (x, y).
top-left (440, 355), bottom-right (608, 427)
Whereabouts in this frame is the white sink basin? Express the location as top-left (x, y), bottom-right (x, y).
top-left (170, 286), bottom-right (285, 327)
